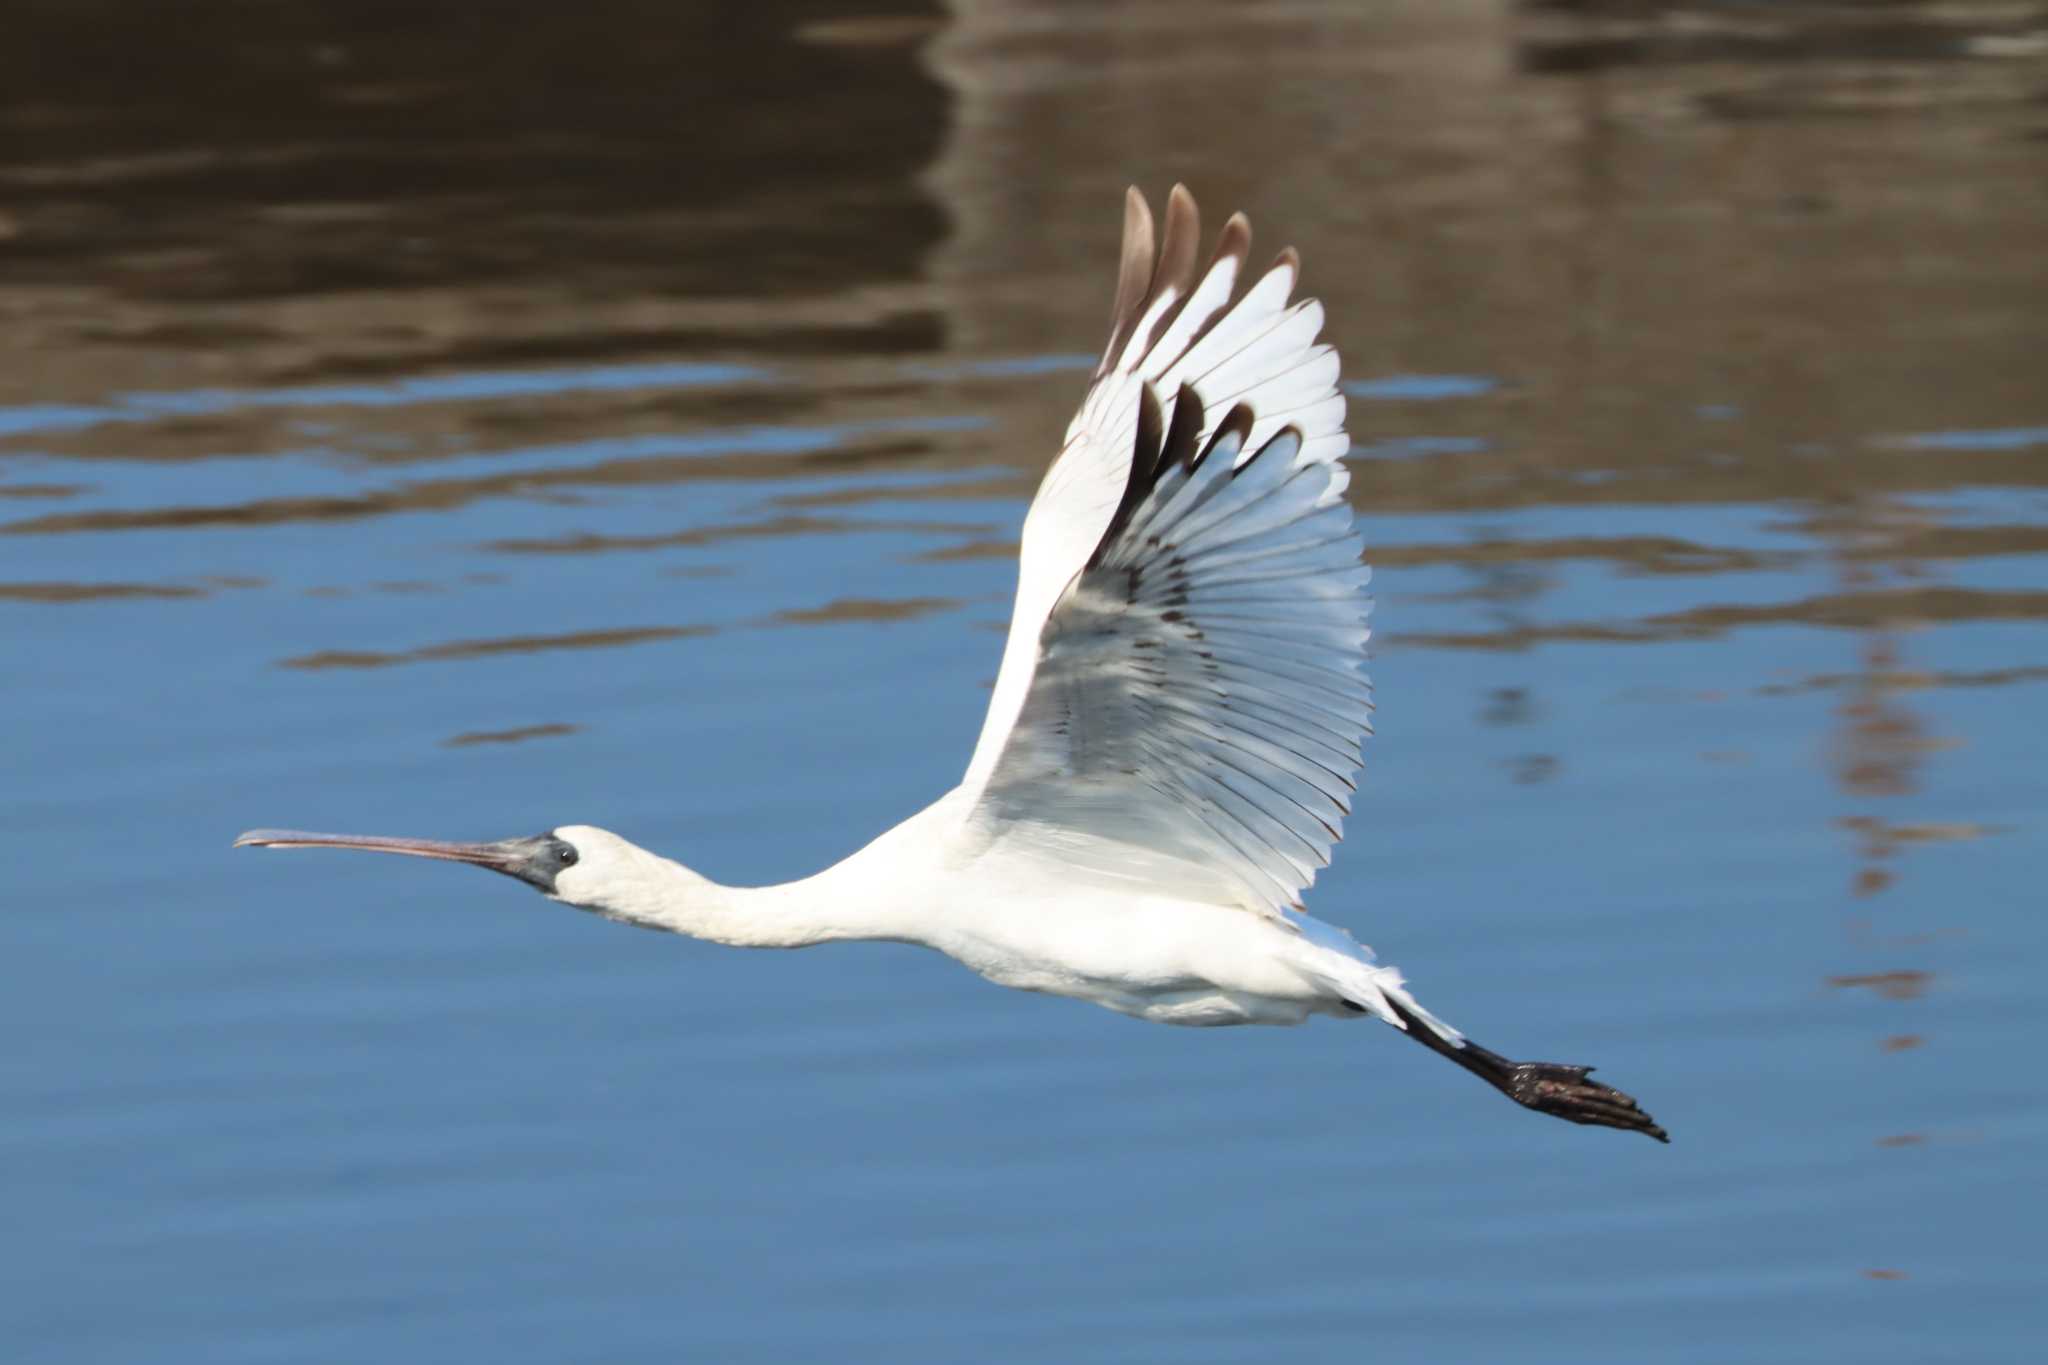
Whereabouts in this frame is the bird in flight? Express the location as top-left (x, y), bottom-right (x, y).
top-left (240, 187), bottom-right (1666, 1142)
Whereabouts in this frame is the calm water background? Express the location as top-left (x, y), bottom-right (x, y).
top-left (5, 3), bottom-right (2046, 1360)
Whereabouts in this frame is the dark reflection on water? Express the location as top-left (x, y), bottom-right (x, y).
top-left (442, 723), bottom-right (581, 749)
top-left (277, 625), bottom-right (711, 671)
top-left (1828, 970), bottom-right (1936, 1002)
top-left (480, 513), bottom-right (996, 557)
top-left (0, 580), bottom-right (206, 602)
top-left (1, 1), bottom-right (947, 300)
top-left (4, 3), bottom-right (2046, 1364)
top-left (0, 481), bottom-right (89, 499)
top-left (1395, 585), bottom-right (2048, 649)
top-left (771, 595), bottom-right (965, 626)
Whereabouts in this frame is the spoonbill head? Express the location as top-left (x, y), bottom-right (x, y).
top-left (233, 824), bottom-right (676, 908)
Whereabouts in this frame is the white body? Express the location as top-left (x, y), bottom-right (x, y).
top-left (551, 795), bottom-right (1446, 1034)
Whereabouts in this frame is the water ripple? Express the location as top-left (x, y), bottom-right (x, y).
top-left (1345, 375), bottom-right (1498, 401)
top-left (0, 361), bottom-right (769, 440)
top-left (277, 626), bottom-right (709, 671)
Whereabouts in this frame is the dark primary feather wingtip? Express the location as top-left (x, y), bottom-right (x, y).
top-left (1121, 185), bottom-right (1154, 247)
top-left (1228, 423), bottom-right (1306, 479)
top-left (1153, 186), bottom-right (1202, 297)
top-left (1104, 187), bottom-right (1160, 372)
top-left (1194, 404), bottom-right (1258, 471)
top-left (1161, 382), bottom-right (1206, 471)
top-left (1213, 211), bottom-right (1252, 264)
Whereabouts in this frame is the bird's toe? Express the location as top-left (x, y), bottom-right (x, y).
top-left (1508, 1062), bottom-right (1669, 1143)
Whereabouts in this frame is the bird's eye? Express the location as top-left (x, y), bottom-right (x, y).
top-left (555, 843), bottom-right (578, 867)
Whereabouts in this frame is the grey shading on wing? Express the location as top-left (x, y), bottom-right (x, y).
top-left (962, 187), bottom-right (1368, 921)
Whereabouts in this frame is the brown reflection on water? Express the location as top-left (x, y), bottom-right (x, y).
top-left (1389, 586), bottom-right (2048, 652)
top-left (0, 484), bottom-right (88, 500)
top-left (0, 433), bottom-right (977, 538)
top-left (910, 538), bottom-right (1023, 564)
top-left (1837, 817), bottom-right (2007, 853)
top-left (928, 1), bottom-right (2048, 526)
top-left (442, 723), bottom-right (581, 749)
top-left (278, 626), bottom-right (708, 671)
top-left (1809, 490), bottom-right (1988, 1108)
top-left (266, 312), bottom-right (948, 386)
top-left (1439, 529), bottom-right (1562, 785)
top-left (1837, 523), bottom-right (2048, 564)
top-left (0, 581), bottom-right (206, 603)
top-left (1376, 534), bottom-right (1792, 576)
top-left (1517, 2), bottom-right (2048, 79)
top-left (482, 515), bottom-right (995, 557)
top-left (768, 476), bottom-right (1038, 511)
top-left (275, 587), bottom-right (979, 671)
top-left (1758, 664), bottom-right (2048, 698)
top-left (1827, 971), bottom-right (1934, 1002)
top-left (0, 0), bottom-right (953, 514)
top-left (3, 0), bottom-right (2044, 591)
top-left (0, 3), bottom-right (946, 309)
top-left (771, 596), bottom-right (966, 627)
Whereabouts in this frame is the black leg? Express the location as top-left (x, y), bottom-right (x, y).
top-left (1381, 996), bottom-right (1669, 1143)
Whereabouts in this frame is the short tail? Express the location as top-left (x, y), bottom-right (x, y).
top-left (1288, 914), bottom-right (1464, 1044)
top-left (1370, 969), bottom-right (1464, 1047)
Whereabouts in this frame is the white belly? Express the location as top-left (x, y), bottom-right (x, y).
top-left (918, 888), bottom-right (1342, 1027)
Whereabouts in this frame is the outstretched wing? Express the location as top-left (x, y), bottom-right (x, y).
top-left (960, 187), bottom-right (1366, 921)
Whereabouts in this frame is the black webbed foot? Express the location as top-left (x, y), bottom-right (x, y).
top-left (1380, 995), bottom-right (1670, 1143)
top-left (1501, 1060), bottom-right (1669, 1142)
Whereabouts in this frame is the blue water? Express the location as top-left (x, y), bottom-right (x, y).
top-left (5, 3), bottom-right (2046, 1361)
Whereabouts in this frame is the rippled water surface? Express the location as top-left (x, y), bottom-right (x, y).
top-left (6, 3), bottom-right (2046, 1361)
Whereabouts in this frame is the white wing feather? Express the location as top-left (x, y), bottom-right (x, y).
top-left (960, 187), bottom-right (1365, 922)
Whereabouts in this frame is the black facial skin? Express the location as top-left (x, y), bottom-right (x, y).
top-left (507, 833), bottom-right (580, 893)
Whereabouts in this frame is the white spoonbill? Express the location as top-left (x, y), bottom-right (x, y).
top-left (239, 186), bottom-right (1666, 1142)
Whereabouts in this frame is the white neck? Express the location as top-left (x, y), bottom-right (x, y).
top-left (560, 842), bottom-right (909, 949)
